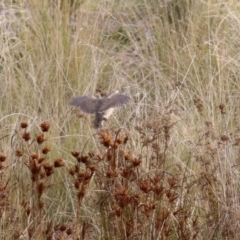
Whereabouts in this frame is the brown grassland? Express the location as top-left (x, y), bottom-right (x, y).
top-left (1, 0), bottom-right (240, 239)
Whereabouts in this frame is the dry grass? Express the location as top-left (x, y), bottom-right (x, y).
top-left (1, 0), bottom-right (240, 239)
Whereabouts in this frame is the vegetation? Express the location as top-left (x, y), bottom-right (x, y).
top-left (1, 0), bottom-right (240, 239)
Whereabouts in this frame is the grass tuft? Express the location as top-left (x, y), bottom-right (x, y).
top-left (1, 0), bottom-right (240, 239)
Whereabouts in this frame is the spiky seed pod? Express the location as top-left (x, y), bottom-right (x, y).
top-left (0, 154), bottom-right (7, 162)
top-left (36, 134), bottom-right (46, 144)
top-left (20, 122), bottom-right (28, 128)
top-left (77, 156), bottom-right (89, 164)
top-left (38, 157), bottom-right (46, 164)
top-left (45, 169), bottom-right (54, 177)
top-left (16, 149), bottom-right (24, 157)
top-left (66, 228), bottom-right (72, 235)
top-left (74, 179), bottom-right (80, 189)
top-left (30, 153), bottom-right (39, 160)
top-left (42, 146), bottom-right (51, 154)
top-left (219, 103), bottom-right (226, 114)
top-left (54, 158), bottom-right (65, 168)
top-left (22, 132), bottom-right (31, 141)
top-left (40, 122), bottom-right (50, 132)
top-left (221, 135), bottom-right (229, 142)
top-left (69, 167), bottom-right (76, 176)
top-left (131, 158), bottom-right (141, 167)
top-left (59, 225), bottom-right (67, 231)
top-left (88, 165), bottom-right (97, 172)
top-left (43, 162), bottom-right (53, 171)
top-left (71, 151), bottom-right (80, 158)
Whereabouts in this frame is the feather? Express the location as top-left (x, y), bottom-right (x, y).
top-left (69, 96), bottom-right (98, 114)
top-left (99, 94), bottom-right (131, 112)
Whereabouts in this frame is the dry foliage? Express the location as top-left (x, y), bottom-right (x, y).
top-left (1, 0), bottom-right (240, 239)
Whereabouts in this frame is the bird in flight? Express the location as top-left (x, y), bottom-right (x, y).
top-left (70, 90), bottom-right (131, 129)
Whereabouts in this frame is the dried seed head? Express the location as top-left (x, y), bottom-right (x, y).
top-left (74, 179), bottom-right (80, 189)
top-left (43, 162), bottom-right (53, 171)
top-left (45, 168), bottom-right (54, 177)
top-left (99, 130), bottom-right (112, 148)
top-left (138, 180), bottom-right (152, 193)
top-left (54, 158), bottom-right (65, 168)
top-left (165, 189), bottom-right (178, 202)
top-left (38, 200), bottom-right (44, 209)
top-left (0, 154), bottom-right (7, 162)
top-left (124, 153), bottom-right (134, 162)
top-left (221, 134), bottom-right (229, 142)
top-left (30, 153), bottom-right (39, 160)
top-left (88, 165), bottom-right (97, 172)
top-left (193, 97), bottom-right (204, 113)
top-left (121, 168), bottom-right (133, 179)
top-left (29, 159), bottom-right (40, 175)
top-left (16, 149), bottom-right (24, 157)
top-left (66, 228), bottom-right (72, 235)
top-left (219, 103), bottom-right (226, 114)
top-left (153, 185), bottom-right (165, 196)
top-left (71, 151), bottom-right (80, 158)
top-left (42, 146), bottom-right (51, 154)
top-left (116, 137), bottom-right (124, 145)
top-left (22, 132), bottom-right (31, 141)
top-left (130, 194), bottom-right (140, 207)
top-left (78, 171), bottom-right (91, 183)
top-left (36, 134), bottom-right (46, 144)
top-left (167, 177), bottom-right (179, 188)
top-left (77, 156), bottom-right (89, 164)
top-left (143, 203), bottom-right (156, 216)
top-left (40, 122), bottom-right (50, 132)
top-left (205, 121), bottom-right (213, 127)
top-left (59, 225), bottom-right (67, 232)
top-left (38, 157), bottom-right (46, 164)
top-left (113, 188), bottom-right (130, 208)
top-left (113, 142), bottom-right (119, 149)
top-left (69, 167), bottom-right (76, 175)
top-left (106, 170), bottom-right (118, 178)
top-left (20, 122), bottom-right (28, 128)
top-left (131, 158), bottom-right (141, 167)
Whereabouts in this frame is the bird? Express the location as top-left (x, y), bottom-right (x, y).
top-left (70, 90), bottom-right (131, 129)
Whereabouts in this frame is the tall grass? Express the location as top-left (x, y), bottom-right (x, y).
top-left (1, 0), bottom-right (240, 239)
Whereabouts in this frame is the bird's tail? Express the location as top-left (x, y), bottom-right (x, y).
top-left (94, 113), bottom-right (104, 129)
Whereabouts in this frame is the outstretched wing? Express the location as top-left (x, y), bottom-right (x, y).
top-left (70, 96), bottom-right (98, 114)
top-left (99, 94), bottom-right (131, 112)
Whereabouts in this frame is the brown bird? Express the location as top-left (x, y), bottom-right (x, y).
top-left (70, 90), bottom-right (131, 129)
